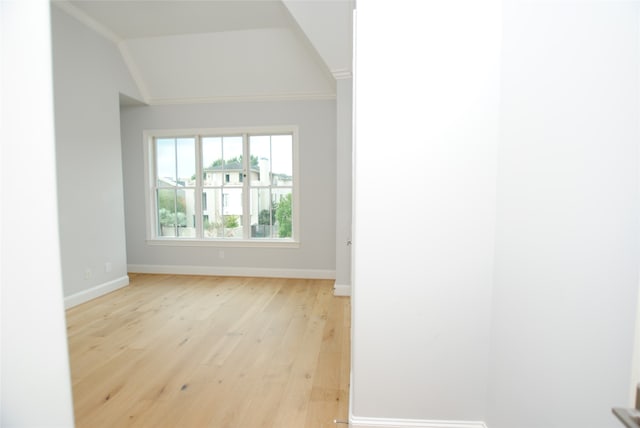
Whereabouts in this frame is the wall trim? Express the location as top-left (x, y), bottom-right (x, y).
top-left (128, 264), bottom-right (336, 280)
top-left (334, 283), bottom-right (352, 296)
top-left (64, 275), bottom-right (129, 309)
top-left (332, 68), bottom-right (353, 80)
top-left (145, 92), bottom-right (336, 106)
top-left (349, 416), bottom-right (487, 428)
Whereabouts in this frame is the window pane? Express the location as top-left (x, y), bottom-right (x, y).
top-left (271, 135), bottom-right (293, 186)
top-left (203, 188), bottom-right (221, 238)
top-left (222, 188), bottom-right (243, 238)
top-left (273, 188), bottom-right (292, 238)
top-left (203, 136), bottom-right (243, 186)
top-left (177, 189), bottom-right (195, 237)
top-left (157, 188), bottom-right (176, 237)
top-left (251, 188), bottom-right (275, 238)
top-left (223, 136), bottom-right (243, 187)
top-left (250, 135), bottom-right (270, 187)
top-left (202, 137), bottom-right (222, 186)
top-left (202, 188), bottom-right (243, 238)
top-left (156, 138), bottom-right (176, 186)
top-left (176, 138), bottom-right (195, 186)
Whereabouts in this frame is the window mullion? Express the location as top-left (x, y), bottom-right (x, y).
top-left (269, 136), bottom-right (274, 231)
top-left (194, 135), bottom-right (203, 238)
top-left (242, 133), bottom-right (250, 240)
top-left (152, 137), bottom-right (159, 239)
top-left (173, 138), bottom-right (178, 237)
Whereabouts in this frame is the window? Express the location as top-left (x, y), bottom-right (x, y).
top-left (145, 127), bottom-right (298, 246)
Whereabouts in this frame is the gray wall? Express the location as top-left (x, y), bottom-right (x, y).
top-left (51, 5), bottom-right (141, 297)
top-left (335, 78), bottom-right (353, 291)
top-left (120, 101), bottom-right (337, 275)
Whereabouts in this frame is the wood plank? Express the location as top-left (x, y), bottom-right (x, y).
top-left (66, 274), bottom-right (350, 428)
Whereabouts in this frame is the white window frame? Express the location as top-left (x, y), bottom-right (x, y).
top-left (143, 126), bottom-right (300, 248)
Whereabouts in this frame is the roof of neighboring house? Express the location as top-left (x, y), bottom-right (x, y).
top-left (273, 173), bottom-right (293, 181)
top-left (158, 177), bottom-right (188, 187)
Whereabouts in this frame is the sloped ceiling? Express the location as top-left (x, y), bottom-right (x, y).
top-left (53, 0), bottom-right (353, 105)
top-left (282, 0), bottom-right (353, 78)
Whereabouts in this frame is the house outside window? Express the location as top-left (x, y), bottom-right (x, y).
top-left (144, 127), bottom-right (298, 247)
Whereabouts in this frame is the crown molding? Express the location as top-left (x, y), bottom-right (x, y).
top-left (146, 92), bottom-right (337, 106)
top-left (51, 1), bottom-right (121, 45)
top-left (332, 68), bottom-right (353, 80)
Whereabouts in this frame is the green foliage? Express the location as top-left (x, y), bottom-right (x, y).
top-left (158, 208), bottom-right (187, 227)
top-left (207, 155), bottom-right (259, 170)
top-left (258, 208), bottom-right (276, 226)
top-left (202, 215), bottom-right (239, 237)
top-left (157, 191), bottom-right (186, 227)
top-left (275, 194), bottom-right (292, 238)
top-left (223, 215), bottom-right (239, 229)
top-left (209, 158), bottom-right (224, 168)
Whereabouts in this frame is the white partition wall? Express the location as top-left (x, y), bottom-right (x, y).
top-left (1, 1), bottom-right (75, 425)
top-left (351, 1), bottom-right (502, 425)
top-left (487, 2), bottom-right (640, 427)
top-left (352, 1), bottom-right (640, 427)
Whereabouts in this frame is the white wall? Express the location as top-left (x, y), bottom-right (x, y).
top-left (353, 1), bottom-right (640, 427)
top-left (120, 100), bottom-right (337, 276)
top-left (351, 0), bottom-right (501, 423)
top-left (123, 27), bottom-right (336, 103)
top-left (1, 0), bottom-right (75, 425)
top-left (51, 6), bottom-right (142, 299)
top-left (487, 2), bottom-right (640, 427)
top-left (632, 4), bottom-right (640, 407)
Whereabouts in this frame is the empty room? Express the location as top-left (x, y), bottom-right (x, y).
top-left (57, 0), bottom-right (353, 426)
top-left (3, 1), bottom-right (640, 428)
top-left (6, 0), bottom-right (354, 427)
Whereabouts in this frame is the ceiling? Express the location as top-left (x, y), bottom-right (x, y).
top-left (53, 0), bottom-right (354, 105)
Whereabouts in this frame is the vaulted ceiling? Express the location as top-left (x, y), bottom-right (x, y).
top-left (53, 0), bottom-right (354, 105)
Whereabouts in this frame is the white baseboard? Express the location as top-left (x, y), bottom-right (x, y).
top-left (334, 283), bottom-right (352, 296)
top-left (349, 416), bottom-right (487, 428)
top-left (64, 275), bottom-right (129, 308)
top-left (127, 264), bottom-right (336, 280)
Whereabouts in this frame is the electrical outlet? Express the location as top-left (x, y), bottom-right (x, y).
top-left (219, 250), bottom-right (225, 259)
top-left (84, 268), bottom-right (92, 280)
top-left (105, 262), bottom-right (112, 273)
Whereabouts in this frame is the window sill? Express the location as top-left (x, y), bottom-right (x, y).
top-left (146, 238), bottom-right (300, 248)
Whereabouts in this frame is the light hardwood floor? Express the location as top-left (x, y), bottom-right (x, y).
top-left (65, 274), bottom-right (350, 428)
